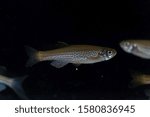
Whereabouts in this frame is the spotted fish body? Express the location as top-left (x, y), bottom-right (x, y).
top-left (25, 44), bottom-right (117, 68)
top-left (120, 40), bottom-right (150, 59)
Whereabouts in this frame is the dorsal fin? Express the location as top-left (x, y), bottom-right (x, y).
top-left (56, 41), bottom-right (69, 48)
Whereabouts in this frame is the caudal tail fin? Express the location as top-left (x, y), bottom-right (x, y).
top-left (9, 75), bottom-right (29, 99)
top-left (25, 46), bottom-right (39, 67)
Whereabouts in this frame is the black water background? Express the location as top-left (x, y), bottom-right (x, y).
top-left (0, 0), bottom-right (150, 99)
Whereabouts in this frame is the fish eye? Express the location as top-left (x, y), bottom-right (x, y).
top-left (124, 41), bottom-right (135, 51)
top-left (107, 50), bottom-right (113, 57)
top-left (124, 42), bottom-right (133, 49)
top-left (125, 42), bottom-right (131, 47)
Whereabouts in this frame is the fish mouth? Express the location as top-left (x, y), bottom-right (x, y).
top-left (120, 41), bottom-right (132, 53)
top-left (119, 41), bottom-right (126, 49)
top-left (112, 48), bottom-right (117, 56)
top-left (113, 49), bottom-right (117, 56)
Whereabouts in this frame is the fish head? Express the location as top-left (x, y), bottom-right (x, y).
top-left (120, 40), bottom-right (137, 53)
top-left (97, 48), bottom-right (117, 61)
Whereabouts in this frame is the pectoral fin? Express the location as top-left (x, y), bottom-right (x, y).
top-left (50, 60), bottom-right (68, 68)
top-left (0, 83), bottom-right (7, 92)
top-left (138, 46), bottom-right (150, 55)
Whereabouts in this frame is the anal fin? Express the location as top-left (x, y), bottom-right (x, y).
top-left (50, 60), bottom-right (68, 68)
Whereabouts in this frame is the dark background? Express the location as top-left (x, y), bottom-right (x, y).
top-left (0, 0), bottom-right (150, 99)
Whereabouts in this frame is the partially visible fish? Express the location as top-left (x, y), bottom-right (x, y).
top-left (130, 72), bottom-right (150, 88)
top-left (120, 40), bottom-right (150, 59)
top-left (25, 44), bottom-right (117, 68)
top-left (130, 71), bottom-right (150, 99)
top-left (0, 66), bottom-right (28, 99)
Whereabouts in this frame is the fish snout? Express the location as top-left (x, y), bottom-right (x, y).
top-left (120, 41), bottom-right (133, 53)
